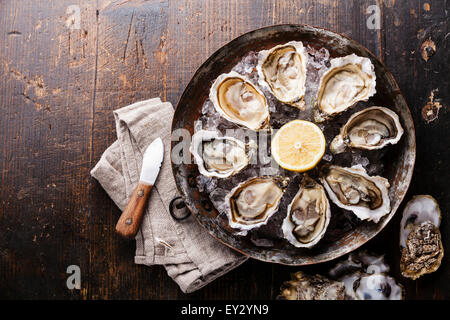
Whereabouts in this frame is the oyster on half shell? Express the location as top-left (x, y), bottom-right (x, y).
top-left (315, 54), bottom-right (376, 122)
top-left (257, 41), bottom-right (307, 109)
top-left (209, 71), bottom-right (270, 131)
top-left (225, 176), bottom-right (288, 231)
top-left (399, 195), bottom-right (444, 280)
top-left (320, 165), bottom-right (390, 223)
top-left (330, 106), bottom-right (404, 154)
top-left (189, 130), bottom-right (253, 178)
top-left (282, 175), bottom-right (330, 248)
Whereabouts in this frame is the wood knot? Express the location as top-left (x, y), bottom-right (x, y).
top-left (420, 38), bottom-right (436, 61)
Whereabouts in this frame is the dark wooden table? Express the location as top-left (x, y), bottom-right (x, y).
top-left (0, 0), bottom-right (448, 299)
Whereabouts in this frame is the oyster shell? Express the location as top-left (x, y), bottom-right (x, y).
top-left (328, 250), bottom-right (403, 300)
top-left (399, 195), bottom-right (444, 280)
top-left (225, 176), bottom-right (288, 231)
top-left (256, 41), bottom-right (307, 109)
top-left (277, 271), bottom-right (345, 300)
top-left (354, 274), bottom-right (404, 300)
top-left (330, 106), bottom-right (404, 154)
top-left (281, 175), bottom-right (330, 248)
top-left (189, 130), bottom-right (251, 178)
top-left (315, 54), bottom-right (376, 122)
top-left (320, 164), bottom-right (390, 223)
top-left (329, 250), bottom-right (389, 279)
top-left (209, 71), bottom-right (270, 131)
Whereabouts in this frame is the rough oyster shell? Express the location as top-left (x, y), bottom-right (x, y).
top-left (281, 175), bottom-right (330, 248)
top-left (256, 41), bottom-right (307, 109)
top-left (400, 195), bottom-right (441, 247)
top-left (189, 130), bottom-right (251, 178)
top-left (330, 106), bottom-right (404, 154)
top-left (399, 195), bottom-right (444, 280)
top-left (320, 164), bottom-right (390, 223)
top-left (209, 71), bottom-right (270, 131)
top-left (225, 176), bottom-right (288, 231)
top-left (315, 54), bottom-right (376, 122)
top-left (277, 271), bottom-right (345, 300)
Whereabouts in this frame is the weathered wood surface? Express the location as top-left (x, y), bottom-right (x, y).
top-left (0, 0), bottom-right (448, 299)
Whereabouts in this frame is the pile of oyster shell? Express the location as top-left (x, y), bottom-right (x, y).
top-left (190, 41), bottom-right (405, 248)
top-left (278, 250), bottom-right (404, 300)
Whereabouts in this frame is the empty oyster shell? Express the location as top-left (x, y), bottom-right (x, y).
top-left (354, 274), bottom-right (404, 300)
top-left (282, 175), bottom-right (330, 248)
top-left (277, 271), bottom-right (345, 300)
top-left (328, 250), bottom-right (403, 300)
top-left (320, 164), bottom-right (390, 223)
top-left (330, 106), bottom-right (404, 154)
top-left (225, 176), bottom-right (288, 231)
top-left (189, 130), bottom-right (252, 178)
top-left (257, 41), bottom-right (307, 109)
top-left (329, 250), bottom-right (389, 279)
top-left (209, 71), bottom-right (270, 131)
top-left (315, 54), bottom-right (376, 122)
top-left (399, 195), bottom-right (444, 280)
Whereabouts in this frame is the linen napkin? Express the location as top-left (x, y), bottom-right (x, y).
top-left (90, 98), bottom-right (247, 293)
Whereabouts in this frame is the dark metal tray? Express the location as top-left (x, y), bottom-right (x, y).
top-left (170, 24), bottom-right (416, 265)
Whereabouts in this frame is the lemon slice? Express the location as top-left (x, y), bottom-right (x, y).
top-left (271, 120), bottom-right (326, 172)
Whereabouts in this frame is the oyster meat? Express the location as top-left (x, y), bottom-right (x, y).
top-left (282, 175), bottom-right (331, 248)
top-left (320, 164), bottom-right (390, 223)
top-left (278, 271), bottom-right (345, 300)
top-left (399, 195), bottom-right (444, 280)
top-left (209, 71), bottom-right (270, 131)
top-left (189, 130), bottom-right (251, 178)
top-left (257, 41), bottom-right (307, 109)
top-left (225, 176), bottom-right (288, 231)
top-left (315, 54), bottom-right (376, 122)
top-left (330, 106), bottom-right (404, 154)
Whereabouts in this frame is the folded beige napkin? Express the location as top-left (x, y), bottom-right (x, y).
top-left (90, 98), bottom-right (247, 293)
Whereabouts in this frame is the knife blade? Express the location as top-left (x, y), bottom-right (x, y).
top-left (115, 137), bottom-right (164, 239)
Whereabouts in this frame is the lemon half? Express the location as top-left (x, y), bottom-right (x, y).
top-left (271, 120), bottom-right (326, 172)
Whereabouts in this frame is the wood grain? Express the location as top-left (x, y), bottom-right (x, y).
top-left (0, 0), bottom-right (448, 299)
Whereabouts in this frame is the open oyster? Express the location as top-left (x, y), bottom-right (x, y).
top-left (320, 164), bottom-right (390, 223)
top-left (330, 106), bottom-right (404, 154)
top-left (399, 195), bottom-right (444, 280)
top-left (315, 54), bottom-right (376, 122)
top-left (281, 175), bottom-right (330, 248)
top-left (209, 71), bottom-right (270, 131)
top-left (225, 176), bottom-right (288, 231)
top-left (256, 41), bottom-right (307, 109)
top-left (189, 130), bottom-right (252, 178)
top-left (277, 271), bottom-right (345, 300)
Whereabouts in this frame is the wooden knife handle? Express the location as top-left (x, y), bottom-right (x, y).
top-left (115, 182), bottom-right (153, 239)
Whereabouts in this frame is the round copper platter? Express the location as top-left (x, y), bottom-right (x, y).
top-left (170, 24), bottom-right (416, 265)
